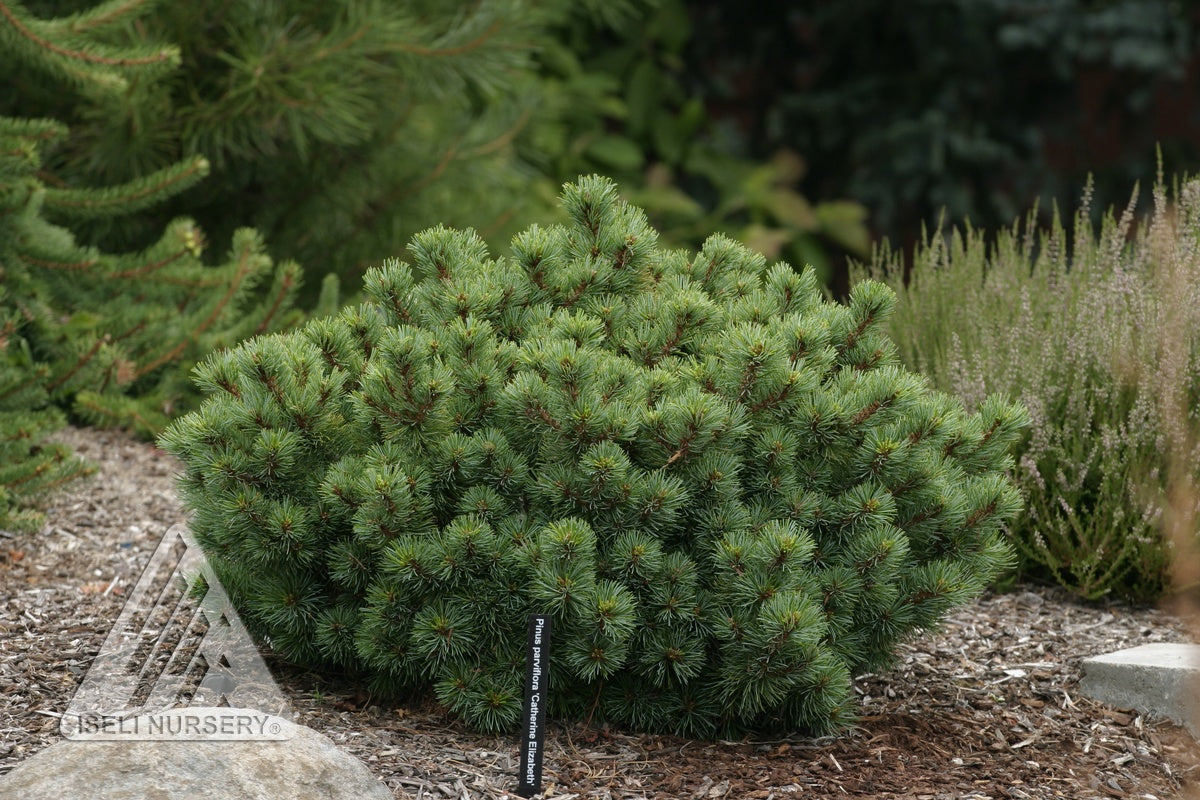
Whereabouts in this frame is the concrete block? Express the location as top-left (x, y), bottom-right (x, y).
top-left (1080, 643), bottom-right (1200, 737)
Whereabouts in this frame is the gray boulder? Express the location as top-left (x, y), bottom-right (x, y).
top-left (0, 708), bottom-right (392, 799)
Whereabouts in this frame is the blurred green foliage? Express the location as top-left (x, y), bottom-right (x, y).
top-left (5, 0), bottom-right (869, 306)
top-left (526, 0), bottom-right (871, 285)
top-left (2, 0), bottom-right (596, 301)
top-left (683, 0), bottom-right (1199, 247)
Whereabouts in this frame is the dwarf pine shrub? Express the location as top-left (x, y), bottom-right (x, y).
top-left (859, 176), bottom-right (1200, 602)
top-left (161, 177), bottom-right (1025, 736)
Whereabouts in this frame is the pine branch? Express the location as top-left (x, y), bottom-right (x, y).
top-left (748, 380), bottom-right (796, 414)
top-left (44, 335), bottom-right (109, 393)
top-left (17, 252), bottom-right (98, 271)
top-left (0, 1), bottom-right (177, 68)
top-left (134, 236), bottom-right (258, 378)
top-left (52, 0), bottom-right (156, 33)
top-left (850, 394), bottom-right (895, 427)
top-left (252, 264), bottom-right (299, 336)
top-left (310, 24), bottom-right (372, 61)
top-left (0, 369), bottom-right (45, 403)
top-left (158, 175), bottom-right (1022, 736)
top-left (461, 108), bottom-right (532, 159)
top-left (387, 20), bottom-right (503, 57)
top-left (42, 157), bottom-right (209, 219)
top-left (410, 135), bottom-right (465, 195)
top-left (109, 246), bottom-right (191, 279)
top-left (838, 312), bottom-right (874, 357)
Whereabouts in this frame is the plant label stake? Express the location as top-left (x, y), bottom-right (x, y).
top-left (517, 613), bottom-right (551, 798)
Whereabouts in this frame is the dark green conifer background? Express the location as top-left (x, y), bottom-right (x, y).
top-left (1, 0), bottom-right (302, 526)
top-left (4, 0), bottom-right (642, 299)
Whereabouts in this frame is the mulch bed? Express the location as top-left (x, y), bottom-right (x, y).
top-left (1, 426), bottom-right (1198, 799)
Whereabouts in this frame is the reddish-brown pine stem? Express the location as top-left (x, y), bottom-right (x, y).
top-left (63, 0), bottom-right (145, 32)
top-left (839, 311), bottom-right (876, 355)
top-left (47, 159), bottom-right (207, 211)
top-left (463, 108), bottom-right (531, 159)
top-left (2, 455), bottom-right (87, 489)
top-left (387, 20), bottom-right (502, 57)
top-left (135, 240), bottom-right (256, 378)
top-left (45, 334), bottom-right (108, 392)
top-left (651, 314), bottom-right (691, 365)
top-left (526, 404), bottom-right (561, 431)
top-left (20, 253), bottom-right (98, 271)
top-left (72, 394), bottom-right (155, 434)
top-left (254, 269), bottom-right (296, 335)
top-left (110, 247), bottom-right (189, 279)
top-left (749, 380), bottom-right (795, 414)
top-left (851, 392), bottom-right (896, 426)
top-left (975, 418), bottom-right (1003, 451)
top-left (964, 501), bottom-right (997, 529)
top-left (662, 433), bottom-right (694, 467)
top-left (560, 272), bottom-right (597, 309)
top-left (311, 24), bottom-right (370, 61)
top-left (900, 504), bottom-right (943, 529)
top-left (736, 357), bottom-right (764, 403)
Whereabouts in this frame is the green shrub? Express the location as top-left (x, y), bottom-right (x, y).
top-left (858, 175), bottom-right (1200, 602)
top-left (161, 176), bottom-right (1026, 736)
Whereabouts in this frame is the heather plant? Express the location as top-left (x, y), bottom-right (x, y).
top-left (858, 176), bottom-right (1200, 601)
top-left (161, 177), bottom-right (1026, 736)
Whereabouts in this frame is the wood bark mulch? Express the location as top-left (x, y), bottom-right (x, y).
top-left (1, 426), bottom-right (1197, 798)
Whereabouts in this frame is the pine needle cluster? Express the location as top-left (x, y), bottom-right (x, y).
top-left (0, 281), bottom-right (92, 532)
top-left (162, 176), bottom-right (1027, 736)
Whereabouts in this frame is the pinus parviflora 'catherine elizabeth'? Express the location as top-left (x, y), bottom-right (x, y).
top-left (161, 177), bottom-right (1027, 737)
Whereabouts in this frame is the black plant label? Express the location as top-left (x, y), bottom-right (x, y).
top-left (517, 613), bottom-right (551, 797)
